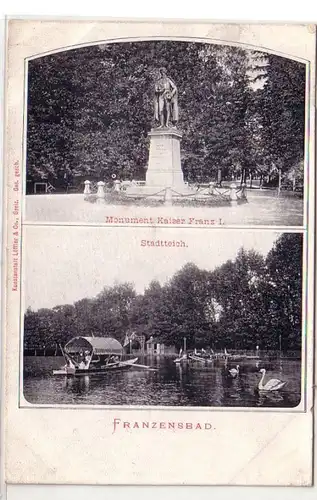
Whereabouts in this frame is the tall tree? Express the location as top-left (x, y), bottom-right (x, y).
top-left (255, 55), bottom-right (305, 184)
top-left (265, 233), bottom-right (303, 350)
top-left (211, 248), bottom-right (267, 349)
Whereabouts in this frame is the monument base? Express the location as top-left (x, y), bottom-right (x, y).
top-left (125, 184), bottom-right (193, 198)
top-left (125, 127), bottom-right (190, 200)
top-left (146, 127), bottom-right (185, 191)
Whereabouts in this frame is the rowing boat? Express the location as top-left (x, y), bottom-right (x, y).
top-left (189, 354), bottom-right (213, 363)
top-left (174, 355), bottom-right (189, 364)
top-left (53, 357), bottom-right (138, 376)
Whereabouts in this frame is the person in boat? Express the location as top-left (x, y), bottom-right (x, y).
top-left (77, 350), bottom-right (91, 370)
top-left (78, 359), bottom-right (90, 370)
top-left (83, 351), bottom-right (92, 368)
top-left (108, 355), bottom-right (120, 365)
top-left (65, 357), bottom-right (75, 370)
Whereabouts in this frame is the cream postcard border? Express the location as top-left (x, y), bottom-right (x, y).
top-left (4, 20), bottom-right (316, 485)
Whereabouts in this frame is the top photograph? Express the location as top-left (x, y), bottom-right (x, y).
top-left (24, 40), bottom-right (307, 226)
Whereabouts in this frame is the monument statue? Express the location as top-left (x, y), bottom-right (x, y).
top-left (154, 67), bottom-right (179, 128)
top-left (125, 66), bottom-right (186, 198)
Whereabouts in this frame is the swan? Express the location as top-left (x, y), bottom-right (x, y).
top-left (258, 368), bottom-right (286, 391)
top-left (228, 365), bottom-right (239, 378)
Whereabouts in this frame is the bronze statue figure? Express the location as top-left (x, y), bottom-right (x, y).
top-left (154, 67), bottom-right (179, 128)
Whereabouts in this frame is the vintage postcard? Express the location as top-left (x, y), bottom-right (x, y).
top-left (3, 19), bottom-right (316, 486)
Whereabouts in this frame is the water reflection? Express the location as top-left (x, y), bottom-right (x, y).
top-left (64, 375), bottom-right (90, 393)
top-left (23, 356), bottom-right (301, 408)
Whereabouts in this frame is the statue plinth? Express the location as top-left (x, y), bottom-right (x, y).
top-left (146, 127), bottom-right (185, 190)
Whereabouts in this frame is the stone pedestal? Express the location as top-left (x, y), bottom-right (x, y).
top-left (114, 180), bottom-right (121, 192)
top-left (146, 128), bottom-right (185, 191)
top-left (96, 181), bottom-right (105, 204)
top-left (84, 180), bottom-right (91, 200)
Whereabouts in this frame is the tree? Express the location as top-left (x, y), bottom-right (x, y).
top-left (87, 283), bottom-right (136, 340)
top-left (128, 280), bottom-right (165, 337)
top-left (265, 233), bottom-right (303, 350)
top-left (255, 55), bottom-right (305, 185)
top-left (24, 236), bottom-right (303, 353)
top-left (211, 248), bottom-right (267, 349)
top-left (27, 41), bottom-right (305, 187)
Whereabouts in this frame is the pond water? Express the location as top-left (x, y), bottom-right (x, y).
top-left (23, 356), bottom-right (301, 408)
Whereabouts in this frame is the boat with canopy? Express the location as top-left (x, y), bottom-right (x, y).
top-left (53, 336), bottom-right (138, 376)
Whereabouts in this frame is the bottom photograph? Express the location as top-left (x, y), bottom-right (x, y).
top-left (22, 227), bottom-right (303, 409)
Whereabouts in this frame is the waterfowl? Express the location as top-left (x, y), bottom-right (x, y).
top-left (258, 368), bottom-right (286, 391)
top-left (228, 365), bottom-right (239, 378)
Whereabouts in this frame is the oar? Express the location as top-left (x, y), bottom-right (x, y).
top-left (131, 362), bottom-right (158, 371)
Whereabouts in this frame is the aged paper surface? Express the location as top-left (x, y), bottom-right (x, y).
top-left (3, 19), bottom-right (315, 485)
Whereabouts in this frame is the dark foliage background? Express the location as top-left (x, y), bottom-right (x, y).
top-left (26, 41), bottom-right (305, 188)
top-left (24, 233), bottom-right (303, 352)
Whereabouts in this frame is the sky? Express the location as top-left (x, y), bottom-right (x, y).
top-left (23, 226), bottom-right (282, 311)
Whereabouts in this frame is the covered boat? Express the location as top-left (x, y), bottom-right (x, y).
top-left (65, 336), bottom-right (122, 358)
top-left (53, 336), bottom-right (138, 376)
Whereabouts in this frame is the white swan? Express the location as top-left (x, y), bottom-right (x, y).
top-left (258, 368), bottom-right (286, 391)
top-left (228, 365), bottom-right (239, 378)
